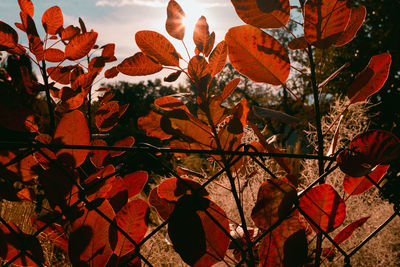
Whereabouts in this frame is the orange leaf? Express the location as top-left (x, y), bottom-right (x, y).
top-left (225, 25), bottom-right (290, 85)
top-left (0, 21), bottom-right (18, 51)
top-left (71, 71), bottom-right (97, 93)
top-left (90, 139), bottom-right (108, 168)
top-left (149, 187), bottom-right (175, 220)
top-left (88, 56), bottom-right (106, 74)
top-left (188, 55), bottom-right (210, 83)
top-left (65, 31), bottom-right (98, 60)
top-left (348, 53), bottom-right (391, 104)
top-left (110, 136), bottom-right (135, 157)
top-left (304, 0), bottom-right (351, 49)
top-left (343, 165), bottom-right (389, 196)
top-left (137, 110), bottom-right (172, 140)
top-left (42, 6), bottom-right (63, 35)
top-left (61, 25), bottom-right (80, 41)
top-left (193, 16), bottom-right (210, 55)
top-left (231, 0), bottom-right (290, 29)
top-left (59, 86), bottom-right (85, 110)
top-left (47, 65), bottom-right (73, 85)
top-left (166, 0), bottom-right (185, 40)
top-left (44, 48), bottom-right (64, 62)
top-left (209, 41), bottom-right (227, 76)
top-left (104, 66), bottom-right (119, 79)
top-left (17, 0), bottom-right (34, 17)
top-left (117, 52), bottom-right (163, 76)
top-left (288, 36), bottom-right (308, 50)
top-left (135, 30), bottom-right (180, 66)
top-left (95, 101), bottom-right (127, 132)
top-left (53, 110), bottom-right (90, 168)
top-left (155, 96), bottom-right (190, 112)
top-left (335, 5), bottom-right (366, 47)
top-left (221, 78), bottom-right (240, 101)
top-left (157, 177), bottom-right (208, 202)
top-left (101, 43), bottom-right (116, 62)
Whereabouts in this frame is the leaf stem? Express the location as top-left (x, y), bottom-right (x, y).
top-left (41, 60), bottom-right (56, 134)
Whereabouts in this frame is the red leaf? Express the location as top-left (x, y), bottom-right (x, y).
top-left (31, 216), bottom-right (68, 253)
top-left (69, 200), bottom-right (115, 267)
top-left (251, 179), bottom-right (297, 230)
top-left (42, 6), bottom-right (63, 35)
top-left (343, 165), bottom-right (389, 196)
top-left (164, 70), bottom-right (182, 82)
top-left (154, 96), bottom-right (189, 112)
top-left (188, 55), bottom-right (210, 83)
top-left (148, 187), bottom-right (175, 220)
top-left (44, 48), bottom-right (65, 62)
top-left (333, 216), bottom-right (369, 245)
top-left (221, 78), bottom-right (240, 101)
top-left (135, 30), bottom-right (180, 66)
top-left (110, 199), bottom-right (149, 256)
top-left (299, 184), bottom-right (346, 233)
top-left (20, 12), bottom-right (44, 62)
top-left (0, 104), bottom-right (38, 133)
top-left (337, 129), bottom-right (400, 177)
top-left (101, 43), bottom-right (116, 62)
top-left (65, 31), bottom-right (98, 60)
top-left (137, 110), bottom-right (172, 140)
top-left (0, 222), bottom-right (45, 266)
top-left (47, 65), bottom-right (73, 85)
top-left (90, 139), bottom-right (109, 168)
top-left (288, 36), bottom-right (308, 50)
top-left (61, 25), bottom-right (80, 41)
top-left (157, 177), bottom-right (208, 202)
top-left (2, 151), bottom-right (38, 182)
top-left (209, 41), bottom-right (227, 76)
top-left (0, 21), bottom-right (18, 51)
top-left (231, 0), bottom-right (290, 29)
top-left (258, 212), bottom-right (307, 267)
top-left (110, 136), bottom-right (135, 157)
top-left (17, 0), bottom-right (34, 17)
top-left (108, 171), bottom-right (148, 200)
top-left (59, 86), bottom-right (85, 110)
top-left (117, 52), bottom-right (163, 76)
top-left (95, 101), bottom-right (125, 132)
top-left (166, 0), bottom-right (185, 40)
top-left (304, 0), bottom-right (351, 49)
top-left (105, 66), bottom-right (119, 79)
top-left (168, 196), bottom-right (230, 266)
top-left (335, 5), bottom-right (366, 47)
top-left (348, 53), bottom-right (392, 104)
top-left (225, 25), bottom-right (290, 85)
top-left (193, 17), bottom-right (214, 56)
top-left (53, 110), bottom-right (90, 168)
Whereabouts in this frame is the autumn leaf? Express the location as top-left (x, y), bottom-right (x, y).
top-left (65, 31), bottom-right (98, 60)
top-left (288, 36), bottom-right (308, 50)
top-left (17, 0), bottom-right (34, 17)
top-left (135, 30), bottom-right (180, 66)
top-left (61, 25), bottom-right (80, 41)
top-left (231, 0), bottom-right (290, 29)
top-left (44, 48), bottom-right (65, 62)
top-left (335, 5), bottom-right (366, 47)
top-left (166, 0), bottom-right (185, 40)
top-left (208, 41), bottom-right (227, 76)
top-left (20, 11), bottom-right (44, 62)
top-left (0, 21), bottom-right (18, 51)
top-left (348, 53), bottom-right (392, 104)
top-left (304, 0), bottom-right (351, 49)
top-left (164, 70), bottom-right (182, 82)
top-left (343, 165), bottom-right (389, 196)
top-left (225, 25), bottom-right (290, 85)
top-left (42, 6), bottom-right (63, 35)
top-left (47, 65), bottom-right (73, 85)
top-left (137, 110), bottom-right (173, 140)
top-left (117, 52), bottom-right (163, 76)
top-left (188, 55), bottom-right (210, 83)
top-left (105, 66), bottom-right (119, 79)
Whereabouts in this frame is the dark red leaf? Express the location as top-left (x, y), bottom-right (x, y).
top-left (188, 55), bottom-right (210, 84)
top-left (335, 5), bottom-right (366, 47)
top-left (53, 110), bottom-right (90, 168)
top-left (0, 21), bottom-right (18, 51)
top-left (343, 165), bottom-right (389, 195)
top-left (157, 177), bottom-right (208, 202)
top-left (299, 184), bottom-right (346, 233)
top-left (95, 101), bottom-right (124, 132)
top-left (42, 6), bottom-right (63, 35)
top-left (348, 53), bottom-right (392, 104)
top-left (90, 139), bottom-right (109, 168)
top-left (164, 70), bottom-right (182, 82)
top-left (107, 171), bottom-right (148, 200)
top-left (333, 216), bottom-right (369, 245)
top-left (20, 11), bottom-right (44, 62)
top-left (288, 36), bottom-right (308, 50)
top-left (148, 187), bottom-right (175, 220)
top-left (221, 78), bottom-right (240, 101)
top-left (105, 66), bottom-right (120, 79)
top-left (101, 43), bottom-right (116, 62)
top-left (337, 129), bottom-right (400, 177)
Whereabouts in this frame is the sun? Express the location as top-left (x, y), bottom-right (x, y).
top-left (179, 0), bottom-right (208, 38)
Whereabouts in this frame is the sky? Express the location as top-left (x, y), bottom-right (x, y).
top-left (0, 0), bottom-right (299, 87)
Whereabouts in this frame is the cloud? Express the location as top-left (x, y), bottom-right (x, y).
top-left (96, 0), bottom-right (228, 8)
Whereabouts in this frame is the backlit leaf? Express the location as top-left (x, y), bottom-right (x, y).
top-left (209, 41), bottom-right (227, 76)
top-left (343, 165), bottom-right (389, 196)
top-left (157, 177), bottom-right (208, 202)
top-left (188, 55), bottom-right (210, 83)
top-left (90, 139), bottom-right (109, 168)
top-left (155, 96), bottom-right (189, 112)
top-left (89, 56), bottom-right (106, 74)
top-left (42, 6), bottom-right (63, 35)
top-left (17, 0), bottom-right (34, 17)
top-left (59, 86), bottom-right (85, 110)
top-left (337, 129), bottom-right (400, 177)
top-left (101, 43), bottom-right (117, 62)
top-left (95, 101), bottom-right (123, 132)
top-left (335, 5), bottom-right (366, 47)
top-left (105, 66), bottom-right (119, 79)
top-left (61, 25), bottom-right (80, 41)
top-left (110, 199), bottom-right (149, 256)
top-left (304, 0), bottom-right (351, 49)
top-left (53, 110), bottom-right (90, 168)
top-left (117, 52), bottom-right (163, 76)
top-left (20, 11), bottom-right (44, 62)
top-left (221, 78), bottom-right (240, 101)
top-left (69, 200), bottom-right (114, 267)
top-left (253, 106), bottom-right (300, 124)
top-left (148, 187), bottom-right (175, 220)
top-left (225, 25), bottom-right (290, 85)
top-left (47, 66), bottom-right (73, 85)
top-left (65, 31), bottom-right (98, 60)
top-left (44, 48), bottom-right (64, 62)
top-left (137, 110), bottom-right (172, 140)
top-left (299, 184), bottom-right (346, 233)
top-left (166, 0), bottom-right (185, 40)
top-left (107, 171), bottom-right (148, 200)
top-left (251, 178), bottom-right (297, 230)
top-left (164, 70), bottom-right (182, 82)
top-left (333, 216), bottom-right (369, 245)
top-left (0, 21), bottom-right (18, 51)
top-left (110, 136), bottom-right (135, 157)
top-left (135, 30), bottom-right (180, 66)
top-left (288, 36), bottom-right (308, 50)
top-left (231, 0), bottom-right (290, 28)
top-left (348, 53), bottom-right (391, 104)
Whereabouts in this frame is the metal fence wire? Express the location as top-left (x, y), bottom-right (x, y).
top-left (0, 141), bottom-right (399, 267)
